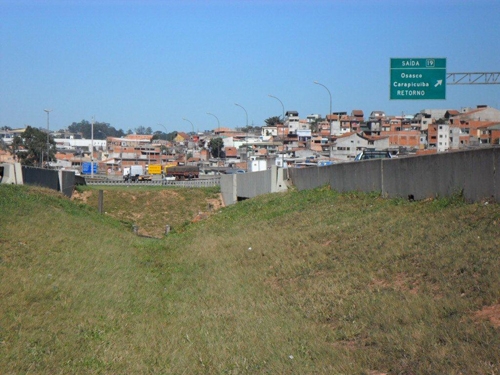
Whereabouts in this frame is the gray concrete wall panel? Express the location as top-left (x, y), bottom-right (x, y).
top-left (220, 174), bottom-right (236, 206)
top-left (290, 147), bottom-right (500, 203)
top-left (22, 166), bottom-right (59, 191)
top-left (335, 161), bottom-right (382, 193)
top-left (236, 170), bottom-right (272, 198)
top-left (289, 167), bottom-right (322, 191)
top-left (60, 170), bottom-right (76, 198)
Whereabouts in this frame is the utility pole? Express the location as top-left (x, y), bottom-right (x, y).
top-left (43, 109), bottom-right (52, 167)
top-left (91, 116), bottom-right (94, 179)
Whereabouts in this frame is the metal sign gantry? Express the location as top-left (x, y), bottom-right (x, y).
top-left (447, 72), bottom-right (500, 85)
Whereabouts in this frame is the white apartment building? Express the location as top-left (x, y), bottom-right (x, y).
top-left (437, 124), bottom-right (450, 152)
top-left (285, 111), bottom-right (300, 134)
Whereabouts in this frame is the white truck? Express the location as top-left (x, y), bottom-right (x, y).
top-left (123, 165), bottom-right (152, 182)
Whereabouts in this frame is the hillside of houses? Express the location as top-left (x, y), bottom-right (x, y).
top-left (1, 105), bottom-right (499, 175)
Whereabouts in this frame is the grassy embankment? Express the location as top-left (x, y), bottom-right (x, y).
top-left (1, 184), bottom-right (499, 374)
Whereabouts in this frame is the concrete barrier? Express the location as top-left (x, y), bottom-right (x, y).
top-left (0, 163), bottom-right (23, 184)
top-left (290, 147), bottom-right (499, 203)
top-left (0, 164), bottom-right (77, 198)
top-left (220, 166), bottom-right (287, 206)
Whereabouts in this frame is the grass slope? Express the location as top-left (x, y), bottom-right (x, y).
top-left (1, 184), bottom-right (499, 374)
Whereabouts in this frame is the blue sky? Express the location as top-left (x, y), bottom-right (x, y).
top-left (1, 0), bottom-right (499, 134)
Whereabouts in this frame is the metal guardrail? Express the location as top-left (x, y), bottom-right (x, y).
top-left (86, 177), bottom-right (221, 188)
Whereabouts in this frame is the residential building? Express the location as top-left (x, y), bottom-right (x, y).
top-left (285, 111), bottom-right (300, 134)
top-left (331, 132), bottom-right (390, 161)
top-left (437, 124), bottom-right (450, 152)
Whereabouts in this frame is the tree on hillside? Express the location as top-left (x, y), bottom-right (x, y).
top-left (68, 120), bottom-right (125, 139)
top-left (152, 131), bottom-right (177, 141)
top-left (208, 137), bottom-right (224, 158)
top-left (265, 116), bottom-right (282, 126)
top-left (4, 136), bottom-right (23, 162)
top-left (237, 125), bottom-right (262, 135)
top-left (310, 118), bottom-right (323, 134)
top-left (134, 126), bottom-right (153, 135)
top-left (15, 126), bottom-right (56, 167)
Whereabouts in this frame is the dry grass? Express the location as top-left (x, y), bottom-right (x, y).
top-left (1, 184), bottom-right (499, 374)
top-left (72, 185), bottom-right (223, 238)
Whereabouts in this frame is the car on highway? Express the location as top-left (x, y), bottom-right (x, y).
top-left (224, 169), bottom-right (246, 174)
top-left (354, 150), bottom-right (395, 161)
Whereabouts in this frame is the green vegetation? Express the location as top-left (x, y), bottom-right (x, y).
top-left (72, 185), bottom-right (222, 238)
top-left (11, 126), bottom-right (57, 166)
top-left (1, 184), bottom-right (499, 374)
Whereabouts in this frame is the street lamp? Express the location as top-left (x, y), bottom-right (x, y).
top-left (182, 118), bottom-right (195, 162)
top-left (206, 112), bottom-right (220, 129)
top-left (235, 103), bottom-right (250, 170)
top-left (158, 123), bottom-right (168, 165)
top-left (43, 109), bottom-right (52, 167)
top-left (182, 118), bottom-right (195, 136)
top-left (91, 116), bottom-right (95, 179)
top-left (268, 95), bottom-right (285, 134)
top-left (234, 103), bottom-right (248, 143)
top-left (314, 80), bottom-right (332, 127)
top-left (207, 113), bottom-right (221, 164)
top-left (234, 103), bottom-right (248, 128)
top-left (268, 94), bottom-right (286, 164)
top-left (158, 123), bottom-right (168, 137)
top-left (314, 81), bottom-right (333, 159)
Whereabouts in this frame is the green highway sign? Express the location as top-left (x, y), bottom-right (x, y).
top-left (390, 58), bottom-right (446, 100)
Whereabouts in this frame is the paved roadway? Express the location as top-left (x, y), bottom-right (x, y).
top-left (85, 174), bottom-right (221, 187)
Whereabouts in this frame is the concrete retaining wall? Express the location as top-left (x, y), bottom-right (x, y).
top-left (0, 163), bottom-right (23, 184)
top-left (220, 166), bottom-right (287, 206)
top-left (290, 147), bottom-right (499, 203)
top-left (20, 166), bottom-right (76, 198)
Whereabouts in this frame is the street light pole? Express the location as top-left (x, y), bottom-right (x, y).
top-left (234, 103), bottom-right (248, 143)
top-left (314, 81), bottom-right (332, 126)
top-left (314, 81), bottom-right (333, 159)
top-left (268, 95), bottom-right (285, 136)
top-left (206, 112), bottom-right (220, 129)
top-left (207, 113), bottom-right (221, 165)
top-left (268, 95), bottom-right (285, 164)
top-left (182, 118), bottom-right (195, 136)
top-left (182, 118), bottom-right (195, 163)
top-left (235, 103), bottom-right (250, 171)
top-left (158, 123), bottom-right (168, 138)
top-left (43, 109), bottom-right (52, 167)
top-left (91, 116), bottom-right (94, 179)
top-left (158, 123), bottom-right (168, 165)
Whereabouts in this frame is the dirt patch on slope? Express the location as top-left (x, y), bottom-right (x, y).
top-left (474, 303), bottom-right (500, 328)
